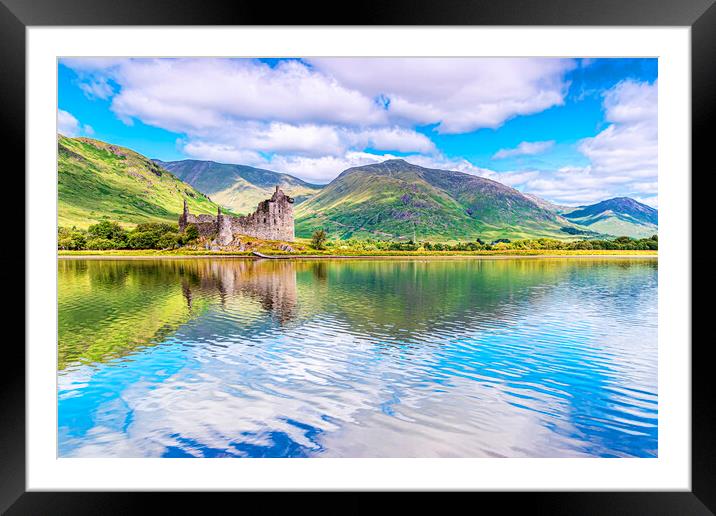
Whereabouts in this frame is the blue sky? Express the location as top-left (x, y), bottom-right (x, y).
top-left (58, 57), bottom-right (657, 207)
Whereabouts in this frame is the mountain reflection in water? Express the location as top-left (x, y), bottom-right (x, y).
top-left (58, 258), bottom-right (658, 458)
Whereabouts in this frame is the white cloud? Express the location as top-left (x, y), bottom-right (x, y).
top-left (79, 77), bottom-right (114, 100)
top-left (182, 123), bottom-right (435, 161)
top-left (57, 109), bottom-right (93, 137)
top-left (520, 79), bottom-right (658, 206)
top-left (61, 57), bottom-right (574, 152)
top-left (480, 170), bottom-right (541, 187)
top-left (492, 140), bottom-right (555, 160)
top-left (102, 58), bottom-right (387, 132)
top-left (181, 142), bottom-right (265, 167)
top-left (633, 196), bottom-right (658, 208)
top-left (578, 80), bottom-right (657, 179)
top-left (309, 58), bottom-right (575, 133)
top-left (347, 127), bottom-right (435, 153)
top-left (263, 152), bottom-right (392, 183)
top-left (60, 57), bottom-right (129, 72)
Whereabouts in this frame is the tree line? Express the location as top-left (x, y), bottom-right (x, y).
top-left (58, 220), bottom-right (199, 250)
top-left (311, 232), bottom-right (658, 252)
top-left (58, 220), bottom-right (658, 252)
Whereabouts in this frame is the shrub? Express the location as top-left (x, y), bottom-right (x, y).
top-left (311, 229), bottom-right (327, 250)
top-left (58, 228), bottom-right (87, 250)
top-left (135, 222), bottom-right (176, 235)
top-left (181, 224), bottom-right (200, 244)
top-left (85, 237), bottom-right (118, 250)
top-left (87, 220), bottom-right (127, 243)
top-left (126, 231), bottom-right (160, 249)
top-left (157, 232), bottom-right (181, 250)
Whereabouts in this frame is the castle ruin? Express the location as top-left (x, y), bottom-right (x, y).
top-left (179, 185), bottom-right (295, 244)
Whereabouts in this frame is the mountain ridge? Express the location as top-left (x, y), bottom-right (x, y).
top-left (154, 159), bottom-right (322, 215)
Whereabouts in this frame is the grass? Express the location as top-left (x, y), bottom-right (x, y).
top-left (59, 248), bottom-right (657, 257)
top-left (58, 135), bottom-right (219, 229)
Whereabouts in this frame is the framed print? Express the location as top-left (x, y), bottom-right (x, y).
top-left (3, 0), bottom-right (713, 512)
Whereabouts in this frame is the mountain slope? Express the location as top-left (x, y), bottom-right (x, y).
top-left (58, 136), bottom-right (219, 229)
top-left (561, 197), bottom-right (658, 238)
top-left (295, 159), bottom-right (583, 242)
top-left (155, 159), bottom-right (322, 215)
top-left (523, 193), bottom-right (571, 213)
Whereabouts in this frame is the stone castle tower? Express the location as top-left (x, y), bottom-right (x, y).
top-left (179, 185), bottom-right (295, 244)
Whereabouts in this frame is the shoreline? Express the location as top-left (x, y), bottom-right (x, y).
top-left (58, 252), bottom-right (658, 260)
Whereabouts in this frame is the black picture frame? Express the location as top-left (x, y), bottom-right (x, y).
top-left (2, 0), bottom-right (711, 512)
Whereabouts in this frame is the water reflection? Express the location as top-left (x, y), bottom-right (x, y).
top-left (180, 259), bottom-right (298, 324)
top-left (58, 258), bottom-right (658, 458)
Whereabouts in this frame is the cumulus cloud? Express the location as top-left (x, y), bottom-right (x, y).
top-left (61, 57), bottom-right (573, 155)
top-left (309, 58), bottom-right (575, 133)
top-left (181, 122), bottom-right (435, 162)
top-left (57, 109), bottom-right (93, 137)
top-left (578, 80), bottom-right (657, 178)
top-left (492, 140), bottom-right (555, 160)
top-left (480, 169), bottom-right (542, 187)
top-left (96, 58), bottom-right (387, 132)
top-left (520, 80), bottom-right (658, 206)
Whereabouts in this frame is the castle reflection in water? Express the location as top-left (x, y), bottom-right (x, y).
top-left (180, 259), bottom-right (299, 324)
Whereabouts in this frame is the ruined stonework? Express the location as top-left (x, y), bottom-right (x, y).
top-left (179, 186), bottom-right (295, 243)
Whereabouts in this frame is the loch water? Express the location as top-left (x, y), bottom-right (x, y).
top-left (58, 257), bottom-right (658, 458)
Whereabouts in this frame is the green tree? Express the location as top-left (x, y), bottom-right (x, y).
top-left (126, 231), bottom-right (160, 249)
top-left (87, 220), bottom-right (127, 244)
top-left (85, 237), bottom-right (118, 250)
top-left (58, 227), bottom-right (87, 250)
top-left (157, 233), bottom-right (181, 250)
top-left (181, 224), bottom-right (199, 244)
top-left (311, 229), bottom-right (327, 250)
top-left (135, 222), bottom-right (176, 235)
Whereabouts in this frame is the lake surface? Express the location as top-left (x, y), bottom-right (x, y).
top-left (58, 257), bottom-right (657, 458)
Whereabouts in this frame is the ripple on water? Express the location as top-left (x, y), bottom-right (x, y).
top-left (58, 258), bottom-right (658, 458)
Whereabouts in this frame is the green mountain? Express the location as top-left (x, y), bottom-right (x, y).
top-left (560, 197), bottom-right (658, 239)
top-left (154, 159), bottom-right (322, 215)
top-left (59, 135), bottom-right (658, 242)
top-left (294, 159), bottom-right (587, 242)
top-left (58, 135), bottom-right (219, 229)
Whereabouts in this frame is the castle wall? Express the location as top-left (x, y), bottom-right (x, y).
top-left (230, 192), bottom-right (294, 242)
top-left (179, 186), bottom-right (295, 244)
top-left (183, 214), bottom-right (218, 238)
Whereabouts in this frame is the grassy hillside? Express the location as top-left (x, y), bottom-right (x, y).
top-left (155, 159), bottom-right (322, 215)
top-left (561, 197), bottom-right (658, 239)
top-left (58, 136), bottom-right (219, 229)
top-left (295, 159), bottom-right (590, 242)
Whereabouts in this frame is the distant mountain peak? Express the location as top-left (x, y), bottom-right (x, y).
top-left (562, 196), bottom-right (657, 237)
top-left (156, 158), bottom-right (322, 215)
top-left (296, 158), bottom-right (575, 242)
